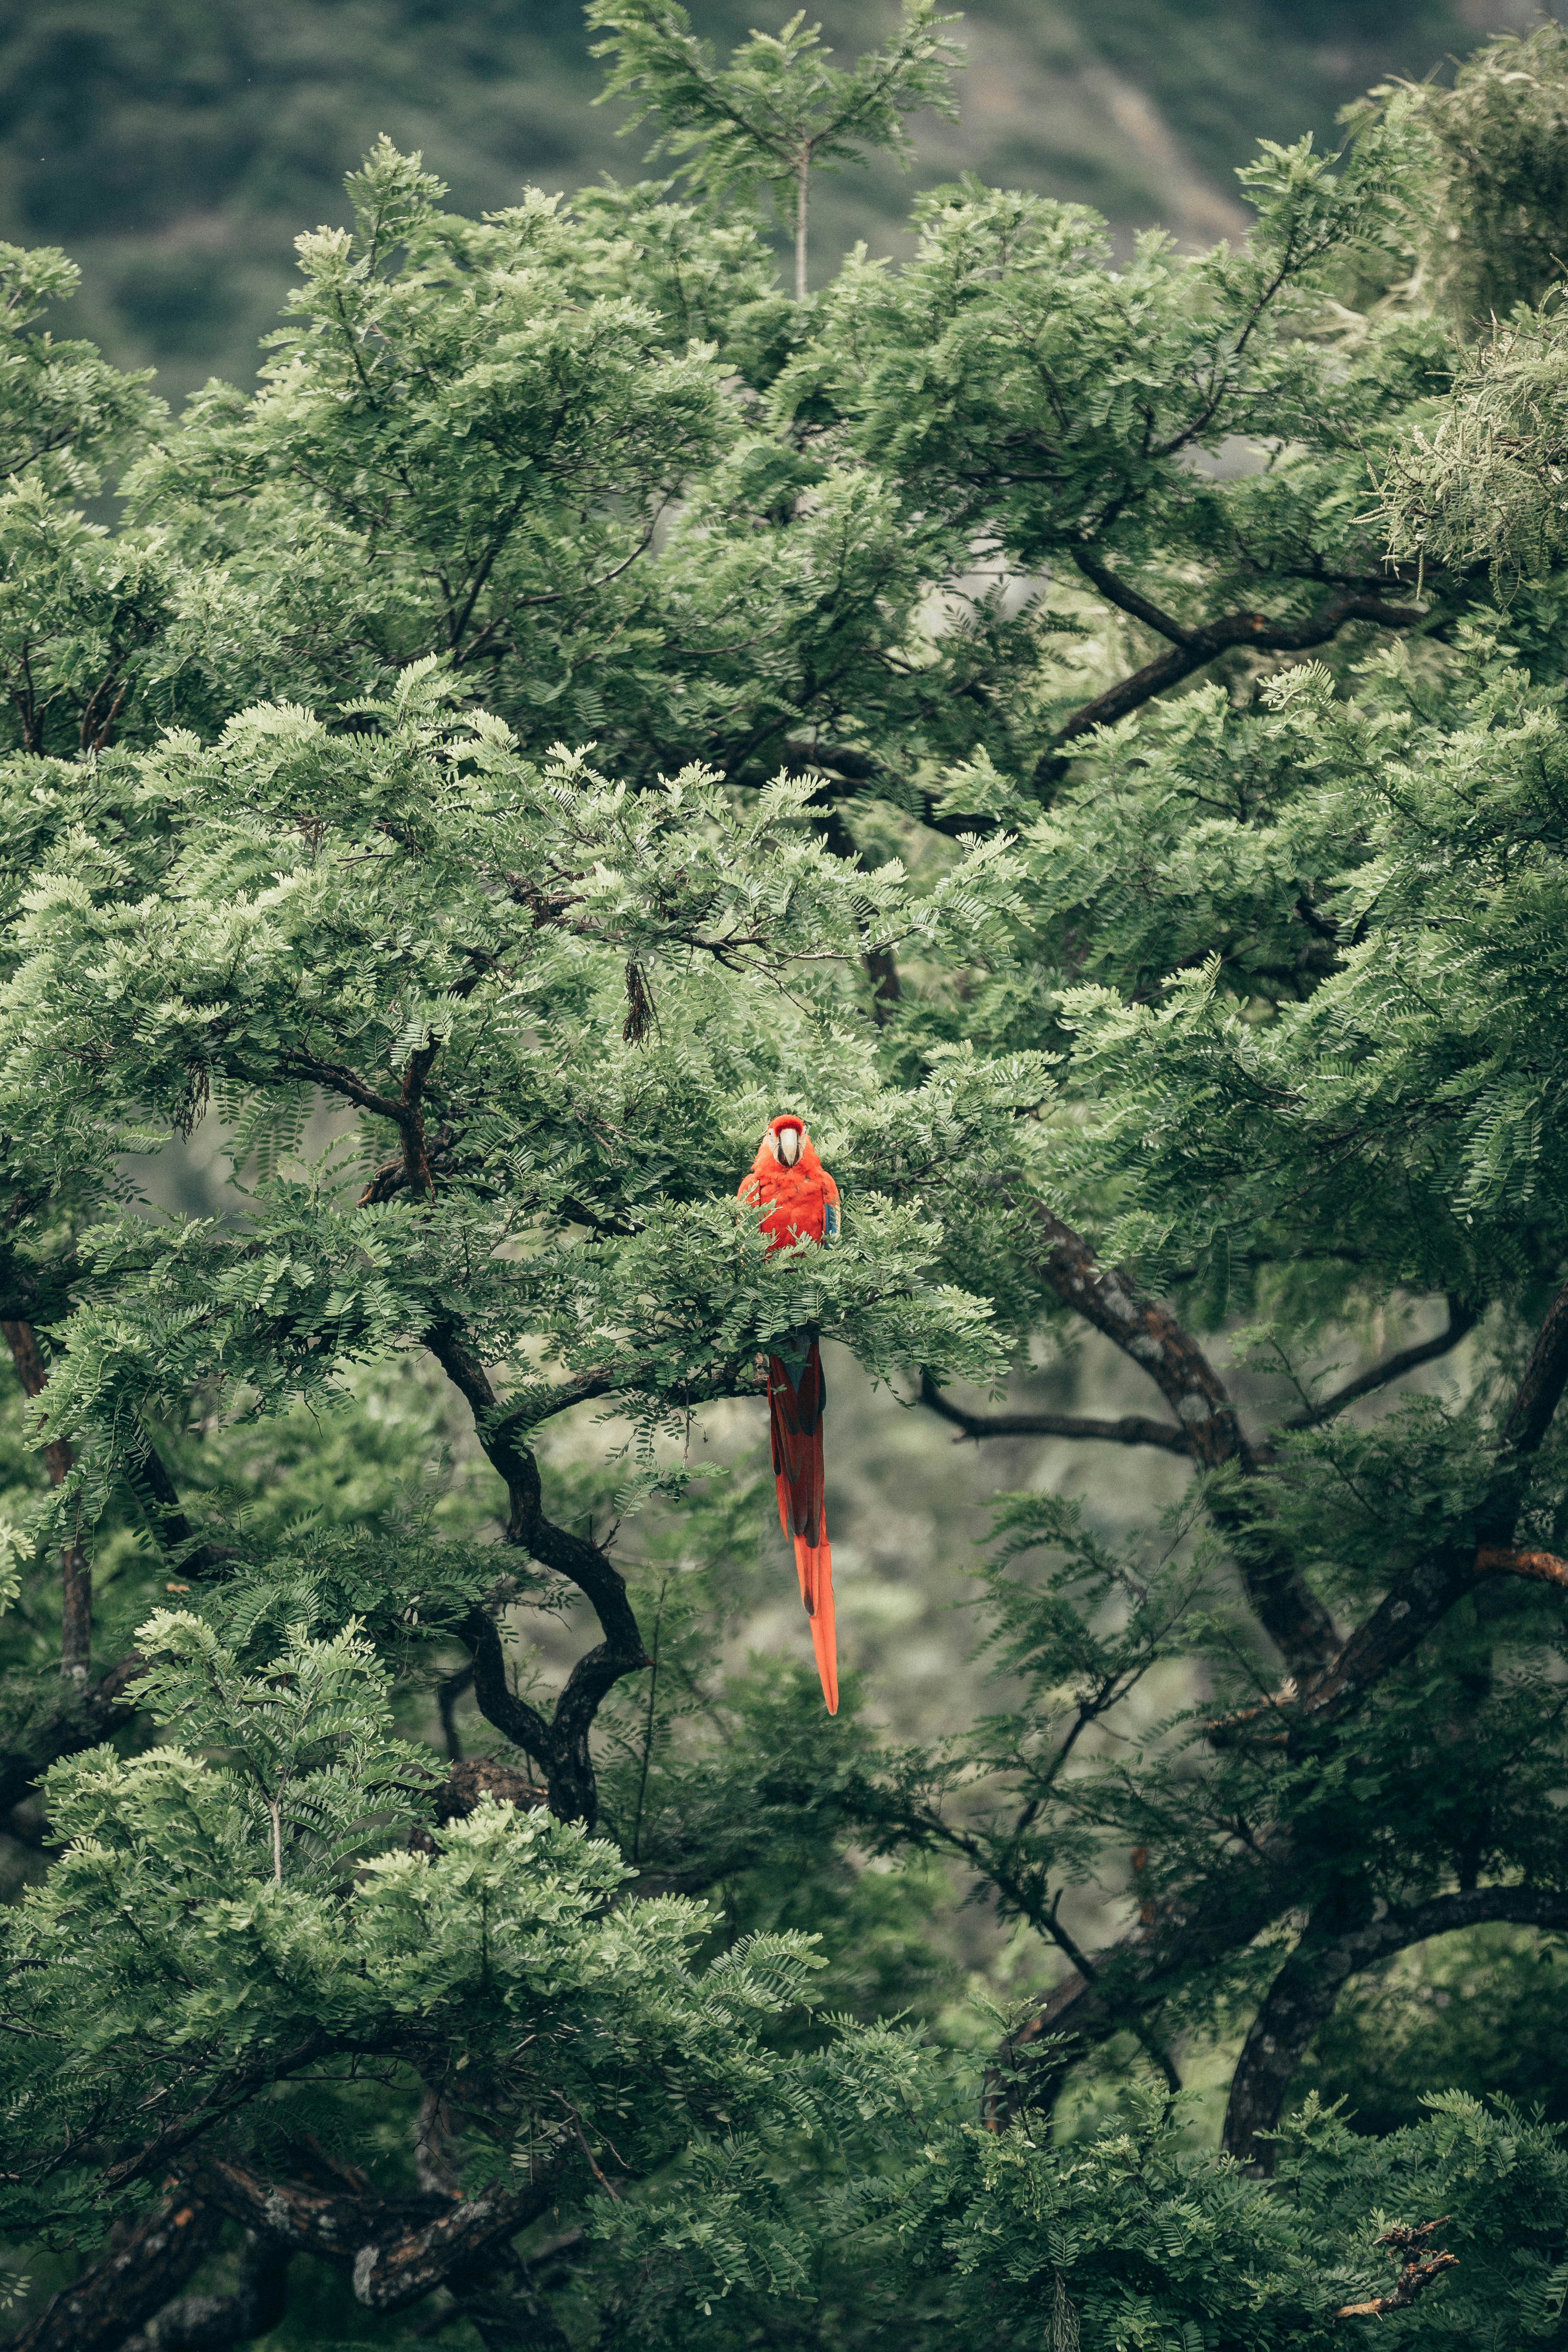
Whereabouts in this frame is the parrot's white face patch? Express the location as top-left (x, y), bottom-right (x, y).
top-left (769, 1122), bottom-right (803, 1166)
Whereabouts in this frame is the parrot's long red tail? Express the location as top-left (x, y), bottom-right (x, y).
top-left (767, 1338), bottom-right (837, 1714)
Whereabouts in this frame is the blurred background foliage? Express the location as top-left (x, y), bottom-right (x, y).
top-left (0, 0), bottom-right (1554, 402)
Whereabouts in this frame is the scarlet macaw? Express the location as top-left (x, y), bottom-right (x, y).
top-left (738, 1115), bottom-right (842, 1714)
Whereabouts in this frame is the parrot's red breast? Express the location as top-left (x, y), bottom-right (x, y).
top-left (738, 1118), bottom-right (839, 1250)
top-left (738, 1115), bottom-right (841, 1714)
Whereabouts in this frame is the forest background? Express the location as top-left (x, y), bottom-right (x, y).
top-left (1, 0), bottom-right (1553, 401)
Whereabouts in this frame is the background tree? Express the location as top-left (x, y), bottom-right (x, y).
top-left (0, 0), bottom-right (1519, 401)
top-left (588, 0), bottom-right (963, 299)
top-left (8, 12), bottom-right (1568, 2351)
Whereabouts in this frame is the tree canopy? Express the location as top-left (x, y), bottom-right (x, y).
top-left (7, 13), bottom-right (1568, 2351)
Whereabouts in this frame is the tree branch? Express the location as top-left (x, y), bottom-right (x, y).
top-left (8, 2195), bottom-right (221, 2352)
top-left (426, 1322), bottom-right (648, 1827)
top-left (1221, 1883), bottom-right (1568, 2168)
top-left (1069, 550), bottom-right (1194, 647)
top-left (96, 2038), bottom-right (334, 2196)
top-left (1276, 1298), bottom-right (1477, 1434)
top-left (195, 2155), bottom-right (565, 2314)
top-left (1475, 1544), bottom-right (1568, 1589)
top-left (122, 1438), bottom-right (228, 1577)
top-left (117, 2234), bottom-right (291, 2352)
top-left (919, 1369), bottom-right (1186, 1453)
top-left (277, 1050), bottom-right (405, 1124)
top-left (1226, 1886), bottom-right (1568, 2165)
top-left (1300, 1268), bottom-right (1568, 1723)
top-left (1025, 1207), bottom-right (1253, 1468)
top-left (977, 1268), bottom-right (1568, 2141)
top-left (398, 1036), bottom-right (441, 1199)
top-left (1209, 1540), bottom-right (1568, 1748)
top-left (1498, 1268), bottom-right (1568, 1461)
top-left (1219, 1922), bottom-right (1347, 2173)
top-left (985, 1837), bottom-right (1297, 2124)
top-left (1037, 588), bottom-right (1431, 774)
top-left (1022, 1199), bottom-right (1339, 1680)
top-left (458, 1602), bottom-right (555, 1781)
top-left (1333, 2223), bottom-right (1458, 2321)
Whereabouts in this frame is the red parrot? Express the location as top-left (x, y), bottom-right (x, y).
top-left (738, 1114), bottom-right (842, 1715)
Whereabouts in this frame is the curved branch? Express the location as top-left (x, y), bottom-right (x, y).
top-left (1498, 1268), bottom-right (1568, 1461)
top-left (987, 1274), bottom-right (1568, 2137)
top-left (1277, 1298), bottom-right (1477, 1434)
top-left (1037, 588), bottom-right (1431, 772)
top-left (986, 1838), bottom-right (1297, 2124)
top-left (1222, 1885), bottom-right (1568, 2169)
top-left (1025, 1205), bottom-right (1253, 1469)
top-left (428, 1326), bottom-right (765, 1822)
top-left (277, 1050), bottom-right (404, 1124)
top-left (195, 2156), bottom-right (565, 2314)
top-left (1302, 1268), bottom-right (1568, 1723)
top-left (459, 1604), bottom-right (555, 1780)
top-left (425, 1321), bottom-right (647, 1827)
top-left (118, 2233), bottom-right (291, 2352)
top-left (1068, 550), bottom-right (1193, 646)
top-left (1333, 2224), bottom-right (1458, 2323)
top-left (123, 1437), bottom-right (229, 1577)
top-left (919, 1369), bottom-right (1186, 1453)
top-left (1476, 1544), bottom-right (1568, 1589)
top-left (97, 2037), bottom-right (334, 2195)
top-left (1210, 1542), bottom-right (1568, 1748)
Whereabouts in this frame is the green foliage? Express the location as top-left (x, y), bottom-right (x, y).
top-left (872, 2089), bottom-right (1568, 2350)
top-left (589, 0), bottom-right (963, 292)
top-left (13, 16), bottom-right (1568, 2348)
top-left (1358, 22), bottom-right (1568, 325)
top-left (0, 242), bottom-right (160, 495)
top-left (1049, 646), bottom-right (1568, 1268)
top-left (1378, 310), bottom-right (1568, 585)
top-left (5, 1614), bottom-right (927, 2310)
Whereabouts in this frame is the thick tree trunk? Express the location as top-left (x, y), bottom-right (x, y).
top-left (116, 2234), bottom-right (291, 2351)
top-left (9, 2198), bottom-right (220, 2352)
top-left (1221, 1927), bottom-right (1359, 2172)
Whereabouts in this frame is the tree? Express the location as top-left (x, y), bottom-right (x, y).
top-left (587, 0), bottom-right (962, 300)
top-left (7, 11), bottom-right (1568, 2347)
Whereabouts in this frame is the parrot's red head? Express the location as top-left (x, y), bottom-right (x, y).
top-left (764, 1115), bottom-right (807, 1168)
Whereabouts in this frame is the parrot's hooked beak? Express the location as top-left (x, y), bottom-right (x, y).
top-left (767, 1118), bottom-right (804, 1167)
